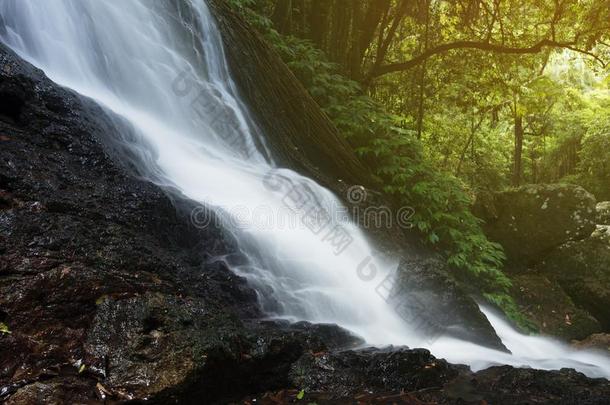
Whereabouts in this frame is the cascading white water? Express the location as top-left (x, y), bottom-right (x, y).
top-left (2, 0), bottom-right (609, 378)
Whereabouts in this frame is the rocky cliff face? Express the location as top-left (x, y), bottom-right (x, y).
top-left (1, 10), bottom-right (610, 405)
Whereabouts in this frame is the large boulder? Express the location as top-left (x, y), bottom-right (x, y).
top-left (83, 293), bottom-right (363, 402)
top-left (475, 184), bottom-right (597, 265)
top-left (597, 202), bottom-right (610, 225)
top-left (538, 225), bottom-right (610, 330)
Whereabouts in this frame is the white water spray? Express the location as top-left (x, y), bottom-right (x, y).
top-left (2, 0), bottom-right (609, 378)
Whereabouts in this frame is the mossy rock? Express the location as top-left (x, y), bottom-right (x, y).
top-left (475, 184), bottom-right (597, 266)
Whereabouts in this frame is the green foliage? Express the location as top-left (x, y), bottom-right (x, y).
top-left (578, 130), bottom-right (610, 201)
top-left (357, 132), bottom-right (511, 293)
top-left (296, 390), bottom-right (305, 400)
top-left (574, 96), bottom-right (610, 200)
top-left (0, 322), bottom-right (10, 335)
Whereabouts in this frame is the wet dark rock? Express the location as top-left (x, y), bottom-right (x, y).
top-left (245, 362), bottom-right (610, 405)
top-left (289, 347), bottom-right (459, 396)
top-left (0, 42), bottom-right (254, 403)
top-left (3, 378), bottom-right (95, 405)
top-left (460, 366), bottom-right (610, 405)
top-left (475, 184), bottom-right (597, 266)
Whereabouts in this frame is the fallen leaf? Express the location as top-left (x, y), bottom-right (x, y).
top-left (95, 295), bottom-right (109, 305)
top-left (96, 382), bottom-right (112, 400)
top-left (0, 322), bottom-right (11, 335)
top-left (60, 266), bottom-right (71, 278)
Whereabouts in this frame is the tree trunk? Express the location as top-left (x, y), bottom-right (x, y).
top-left (416, 0), bottom-right (430, 139)
top-left (512, 113), bottom-right (524, 187)
top-left (346, 0), bottom-right (363, 78)
top-left (329, 0), bottom-right (352, 66)
top-left (347, 0), bottom-right (391, 79)
top-left (271, 0), bottom-right (293, 34)
top-left (308, 0), bottom-right (332, 49)
top-left (367, 0), bottom-right (409, 84)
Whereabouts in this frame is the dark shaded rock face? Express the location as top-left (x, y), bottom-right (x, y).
top-left (456, 366), bottom-right (610, 405)
top-left (538, 226), bottom-right (610, 330)
top-left (394, 257), bottom-right (506, 351)
top-left (508, 224), bottom-right (610, 340)
top-left (512, 273), bottom-right (602, 340)
top-left (0, 42), bottom-right (262, 402)
top-left (475, 184), bottom-right (597, 266)
top-left (1, 12), bottom-right (610, 405)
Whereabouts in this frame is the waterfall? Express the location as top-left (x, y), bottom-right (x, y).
top-left (2, 0), bottom-right (609, 378)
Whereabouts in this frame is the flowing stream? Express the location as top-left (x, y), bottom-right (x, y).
top-left (2, 0), bottom-right (609, 378)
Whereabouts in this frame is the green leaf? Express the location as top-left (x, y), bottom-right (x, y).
top-left (0, 322), bottom-right (11, 335)
top-left (79, 364), bottom-right (86, 374)
top-left (296, 390), bottom-right (305, 400)
top-left (95, 295), bottom-right (108, 305)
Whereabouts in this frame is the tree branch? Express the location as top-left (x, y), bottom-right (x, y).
top-left (369, 38), bottom-right (606, 79)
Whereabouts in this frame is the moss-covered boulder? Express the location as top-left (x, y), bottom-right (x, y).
top-left (475, 184), bottom-right (597, 265)
top-left (597, 202), bottom-right (610, 225)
